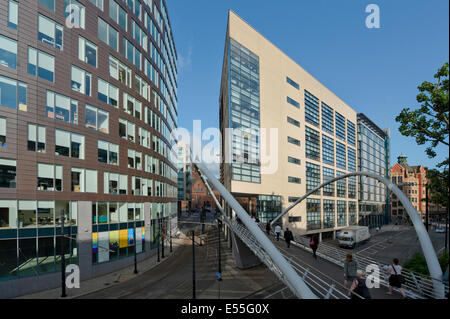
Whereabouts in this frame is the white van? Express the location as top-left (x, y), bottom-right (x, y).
top-left (338, 226), bottom-right (371, 248)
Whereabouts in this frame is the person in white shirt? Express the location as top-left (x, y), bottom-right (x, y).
top-left (274, 225), bottom-right (282, 241)
top-left (386, 258), bottom-right (408, 298)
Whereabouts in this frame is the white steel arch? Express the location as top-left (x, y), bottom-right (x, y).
top-left (270, 171), bottom-right (445, 299)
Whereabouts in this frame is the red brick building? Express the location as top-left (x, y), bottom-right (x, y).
top-left (190, 169), bottom-right (221, 211)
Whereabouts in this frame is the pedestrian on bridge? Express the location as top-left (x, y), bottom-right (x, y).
top-left (386, 258), bottom-right (408, 298)
top-left (348, 270), bottom-right (372, 299)
top-left (310, 234), bottom-right (319, 259)
top-left (265, 221), bottom-right (271, 236)
top-left (284, 228), bottom-right (294, 248)
top-left (275, 225), bottom-right (282, 241)
top-left (344, 253), bottom-right (358, 288)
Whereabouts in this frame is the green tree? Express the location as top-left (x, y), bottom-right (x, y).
top-left (396, 62), bottom-right (449, 208)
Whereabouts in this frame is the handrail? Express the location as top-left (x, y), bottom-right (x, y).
top-left (270, 171), bottom-right (446, 299)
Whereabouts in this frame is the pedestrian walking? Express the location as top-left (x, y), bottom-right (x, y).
top-left (386, 258), bottom-right (408, 298)
top-left (265, 221), bottom-right (271, 236)
top-left (284, 228), bottom-right (294, 248)
top-left (344, 253), bottom-right (358, 288)
top-left (348, 270), bottom-right (372, 299)
top-left (275, 225), bottom-right (282, 241)
top-left (309, 234), bottom-right (319, 259)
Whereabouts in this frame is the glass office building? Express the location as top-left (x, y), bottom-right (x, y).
top-left (0, 0), bottom-right (178, 298)
top-left (357, 113), bottom-right (390, 228)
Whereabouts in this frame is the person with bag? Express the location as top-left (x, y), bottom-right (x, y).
top-left (284, 228), bottom-right (294, 248)
top-left (348, 270), bottom-right (372, 299)
top-left (309, 234), bottom-right (319, 259)
top-left (387, 258), bottom-right (408, 298)
top-left (344, 253), bottom-right (358, 288)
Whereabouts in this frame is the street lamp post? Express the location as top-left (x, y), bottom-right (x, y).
top-left (134, 220), bottom-right (138, 274)
top-left (161, 218), bottom-right (165, 259)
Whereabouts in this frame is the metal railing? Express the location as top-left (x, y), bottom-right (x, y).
top-left (292, 235), bottom-right (449, 299)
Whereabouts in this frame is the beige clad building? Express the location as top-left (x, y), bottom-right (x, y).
top-left (220, 11), bottom-right (359, 239)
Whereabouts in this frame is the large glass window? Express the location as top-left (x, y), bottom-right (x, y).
top-left (305, 126), bottom-right (320, 161)
top-left (306, 199), bottom-right (321, 231)
top-left (119, 118), bottom-right (135, 142)
top-left (336, 112), bottom-right (346, 142)
top-left (323, 200), bottom-right (335, 229)
top-left (337, 171), bottom-right (347, 198)
top-left (89, 0), bottom-right (104, 10)
top-left (104, 173), bottom-right (128, 195)
top-left (123, 93), bottom-right (142, 120)
top-left (46, 91), bottom-right (78, 124)
top-left (0, 35), bottom-right (17, 69)
top-left (347, 120), bottom-right (356, 146)
top-left (109, 55), bottom-right (131, 87)
top-left (71, 168), bottom-right (97, 193)
top-left (37, 163), bottom-right (62, 191)
top-left (98, 141), bottom-right (118, 165)
top-left (0, 159), bottom-right (16, 189)
top-left (71, 65), bottom-right (91, 96)
top-left (322, 167), bottom-right (335, 197)
top-left (98, 18), bottom-right (118, 51)
top-left (85, 105), bottom-right (109, 134)
top-left (322, 102), bottom-right (334, 135)
top-left (127, 149), bottom-right (142, 170)
top-left (28, 124), bottom-right (46, 153)
top-left (305, 90), bottom-right (319, 127)
top-left (8, 0), bottom-right (18, 29)
top-left (306, 162), bottom-right (321, 195)
top-left (348, 176), bottom-right (357, 199)
top-left (348, 202), bottom-right (357, 225)
top-left (336, 142), bottom-right (347, 170)
top-left (98, 79), bottom-right (118, 107)
top-left (109, 0), bottom-right (127, 31)
top-left (38, 15), bottom-right (63, 50)
top-left (348, 147), bottom-right (356, 172)
top-left (55, 129), bottom-right (85, 159)
top-left (64, 0), bottom-right (85, 29)
top-left (38, 0), bottom-right (55, 11)
top-left (337, 201), bottom-right (347, 227)
top-left (28, 47), bottom-right (55, 82)
top-left (322, 135), bottom-right (334, 165)
top-left (0, 75), bottom-right (27, 111)
top-left (79, 36), bottom-right (97, 67)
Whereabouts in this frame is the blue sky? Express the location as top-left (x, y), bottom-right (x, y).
top-left (168, 0), bottom-right (449, 170)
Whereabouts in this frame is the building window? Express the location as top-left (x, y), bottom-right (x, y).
top-left (123, 93), bottom-right (142, 120)
top-left (79, 36), bottom-right (97, 67)
top-left (98, 78), bottom-right (118, 107)
top-left (0, 75), bottom-right (27, 111)
top-left (348, 147), bottom-right (356, 172)
top-left (135, 75), bottom-right (150, 101)
top-left (0, 118), bottom-right (6, 147)
top-left (336, 142), bottom-right (346, 170)
top-left (307, 198), bottom-right (321, 231)
top-left (305, 126), bottom-right (320, 161)
top-left (322, 102), bottom-right (334, 135)
top-left (88, 0), bottom-right (104, 10)
top-left (0, 35), bottom-right (17, 69)
top-left (71, 168), bottom-right (97, 193)
top-left (64, 0), bottom-right (85, 29)
top-left (322, 167), bottom-right (335, 197)
top-left (55, 130), bottom-right (85, 159)
top-left (27, 124), bottom-right (46, 153)
top-left (37, 163), bottom-right (62, 191)
top-left (336, 112), bottom-right (346, 142)
top-left (0, 159), bottom-right (16, 188)
top-left (98, 140), bottom-right (118, 165)
top-left (337, 201), bottom-right (347, 227)
top-left (337, 171), bottom-right (347, 198)
top-left (138, 127), bottom-right (151, 149)
top-left (288, 156), bottom-right (301, 165)
top-left (128, 149), bottom-right (142, 170)
top-left (306, 162), bottom-right (321, 195)
top-left (109, 55), bottom-right (132, 88)
top-left (104, 173), bottom-right (127, 195)
top-left (109, 0), bottom-right (127, 31)
top-left (286, 77), bottom-right (299, 89)
top-left (38, 0), bottom-right (55, 11)
top-left (85, 105), bottom-right (109, 134)
top-left (323, 200), bottom-right (335, 229)
top-left (347, 120), bottom-right (356, 146)
top-left (287, 96), bottom-right (300, 108)
top-left (8, 0), bottom-right (18, 29)
top-left (98, 18), bottom-right (118, 51)
top-left (46, 91), bottom-right (78, 124)
top-left (123, 0), bottom-right (141, 19)
top-left (305, 90), bottom-right (319, 127)
top-left (288, 176), bottom-right (301, 184)
top-left (123, 38), bottom-right (141, 69)
top-left (28, 47), bottom-right (54, 82)
top-left (71, 65), bottom-right (91, 96)
top-left (287, 116), bottom-right (300, 127)
top-left (348, 176), bottom-right (357, 199)
top-left (38, 15), bottom-right (63, 50)
top-left (119, 118), bottom-right (135, 142)
top-left (287, 136), bottom-right (301, 147)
